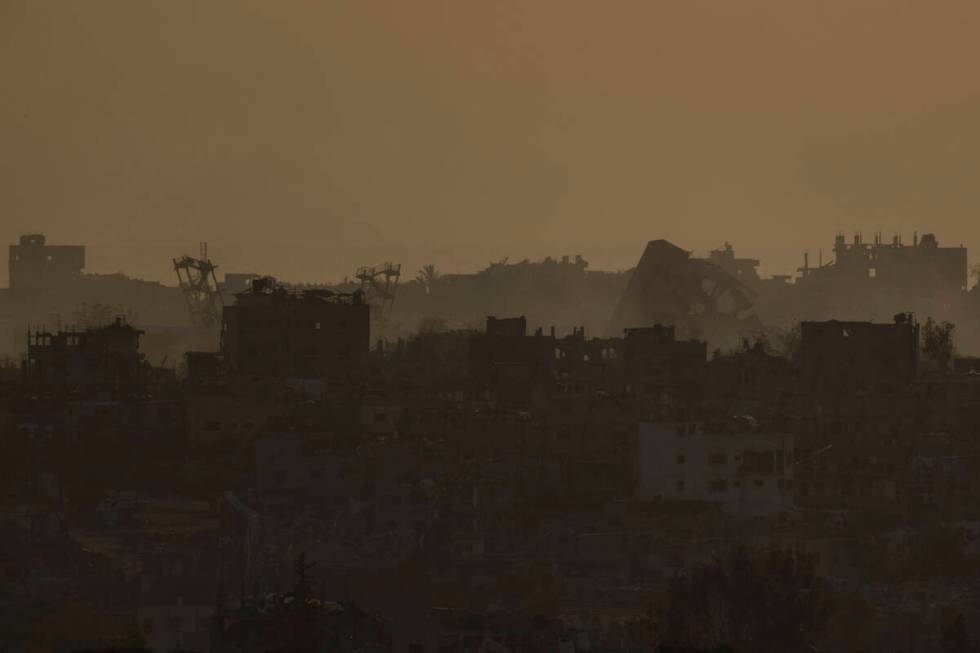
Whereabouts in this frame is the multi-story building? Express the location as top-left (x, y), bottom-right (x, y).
top-left (221, 277), bottom-right (370, 380)
top-left (8, 233), bottom-right (85, 298)
top-left (622, 324), bottom-right (706, 409)
top-left (799, 314), bottom-right (919, 396)
top-left (635, 420), bottom-right (794, 517)
top-left (26, 317), bottom-right (147, 391)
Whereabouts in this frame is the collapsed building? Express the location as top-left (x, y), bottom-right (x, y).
top-left (25, 317), bottom-right (150, 391)
top-left (607, 239), bottom-right (762, 350)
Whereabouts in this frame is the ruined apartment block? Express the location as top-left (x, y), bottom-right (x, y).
top-left (220, 277), bottom-right (370, 380)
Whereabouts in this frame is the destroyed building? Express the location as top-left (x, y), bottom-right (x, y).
top-left (800, 232), bottom-right (968, 296)
top-left (788, 232), bottom-right (975, 352)
top-left (220, 277), bottom-right (370, 380)
top-left (25, 317), bottom-right (149, 391)
top-left (607, 239), bottom-right (760, 350)
top-left (0, 233), bottom-right (201, 362)
top-left (701, 241), bottom-right (761, 283)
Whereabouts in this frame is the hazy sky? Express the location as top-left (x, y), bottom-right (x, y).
top-left (3, 0), bottom-right (980, 286)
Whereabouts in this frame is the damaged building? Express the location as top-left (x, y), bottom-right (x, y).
top-left (607, 239), bottom-right (761, 350)
top-left (25, 317), bottom-right (150, 391)
top-left (220, 276), bottom-right (370, 380)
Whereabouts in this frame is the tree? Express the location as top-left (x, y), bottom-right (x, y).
top-left (416, 264), bottom-right (441, 294)
top-left (941, 613), bottom-right (979, 653)
top-left (776, 322), bottom-right (802, 362)
top-left (921, 317), bottom-right (955, 373)
top-left (658, 547), bottom-right (834, 653)
top-left (293, 551), bottom-right (316, 605)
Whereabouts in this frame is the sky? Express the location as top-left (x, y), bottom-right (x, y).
top-left (2, 0), bottom-right (980, 286)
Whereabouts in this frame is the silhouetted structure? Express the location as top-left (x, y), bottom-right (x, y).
top-left (468, 315), bottom-right (555, 406)
top-left (26, 317), bottom-right (147, 390)
top-left (220, 277), bottom-right (369, 379)
top-left (799, 314), bottom-right (919, 395)
top-left (702, 241), bottom-right (761, 282)
top-left (173, 242), bottom-right (224, 328)
top-left (801, 231), bottom-right (968, 294)
top-left (622, 324), bottom-right (706, 407)
top-left (608, 239), bottom-right (757, 348)
top-left (356, 262), bottom-right (401, 332)
top-left (8, 233), bottom-right (85, 298)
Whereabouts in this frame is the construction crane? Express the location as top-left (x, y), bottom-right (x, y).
top-left (355, 262), bottom-right (401, 328)
top-left (173, 242), bottom-right (223, 328)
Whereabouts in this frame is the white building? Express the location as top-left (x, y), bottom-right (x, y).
top-left (636, 421), bottom-right (794, 517)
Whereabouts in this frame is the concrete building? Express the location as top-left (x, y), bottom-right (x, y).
top-left (8, 233), bottom-right (85, 297)
top-left (802, 231), bottom-right (969, 294)
top-left (799, 314), bottom-right (919, 395)
top-left (622, 324), bottom-right (706, 408)
top-left (636, 420), bottom-right (794, 517)
top-left (467, 315), bottom-right (556, 406)
top-left (26, 317), bottom-right (147, 390)
top-left (221, 277), bottom-right (370, 380)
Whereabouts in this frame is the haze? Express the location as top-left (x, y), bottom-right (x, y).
top-left (3, 0), bottom-right (979, 286)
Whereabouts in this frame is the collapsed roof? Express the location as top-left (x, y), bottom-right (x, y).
top-left (607, 239), bottom-right (756, 341)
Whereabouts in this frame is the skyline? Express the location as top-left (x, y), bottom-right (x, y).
top-left (1, 227), bottom-right (968, 289)
top-left (4, 0), bottom-right (980, 284)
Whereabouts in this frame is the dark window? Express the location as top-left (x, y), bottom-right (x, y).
top-left (708, 452), bottom-right (727, 466)
top-left (709, 479), bottom-right (728, 493)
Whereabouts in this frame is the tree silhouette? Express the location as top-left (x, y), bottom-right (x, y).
top-left (941, 613), bottom-right (979, 653)
top-left (416, 264), bottom-right (441, 294)
top-left (658, 546), bottom-right (834, 653)
top-left (922, 317), bottom-right (955, 373)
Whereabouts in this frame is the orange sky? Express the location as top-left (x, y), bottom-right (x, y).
top-left (3, 0), bottom-right (979, 285)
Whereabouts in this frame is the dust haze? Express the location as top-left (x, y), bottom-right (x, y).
top-left (4, 0), bottom-right (980, 285)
